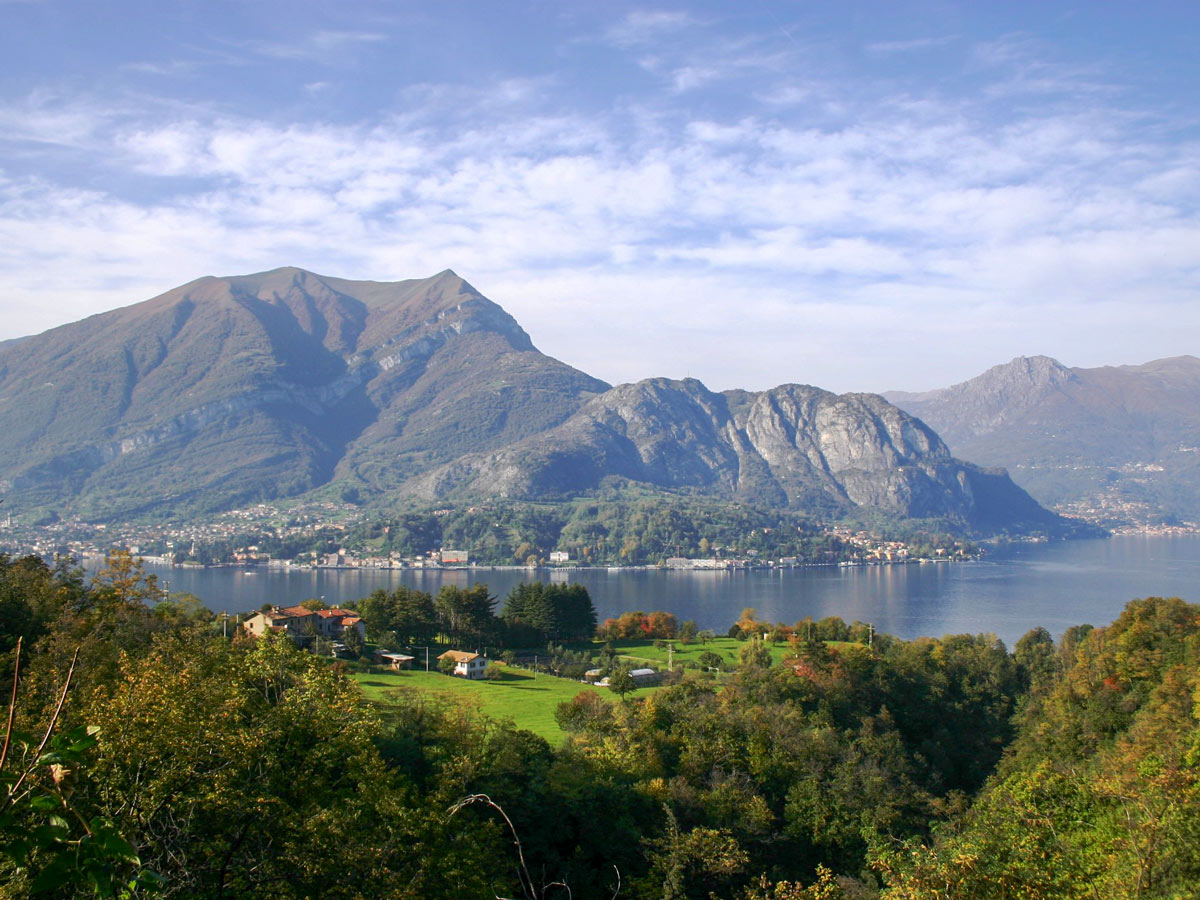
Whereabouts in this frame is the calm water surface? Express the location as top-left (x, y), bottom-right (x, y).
top-left (132, 535), bottom-right (1200, 646)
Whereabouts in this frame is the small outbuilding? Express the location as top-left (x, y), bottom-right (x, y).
top-left (375, 650), bottom-right (416, 671)
top-left (629, 668), bottom-right (659, 686)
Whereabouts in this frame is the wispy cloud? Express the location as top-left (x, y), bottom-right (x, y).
top-left (604, 10), bottom-right (698, 48)
top-left (241, 30), bottom-right (388, 64)
top-left (866, 35), bottom-right (958, 55)
top-left (0, 13), bottom-right (1196, 392)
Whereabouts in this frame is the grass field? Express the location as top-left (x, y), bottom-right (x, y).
top-left (351, 636), bottom-right (850, 744)
top-left (604, 636), bottom-right (798, 669)
top-left (352, 667), bottom-right (656, 746)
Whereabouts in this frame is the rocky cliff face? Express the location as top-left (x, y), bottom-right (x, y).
top-left (408, 378), bottom-right (1061, 531)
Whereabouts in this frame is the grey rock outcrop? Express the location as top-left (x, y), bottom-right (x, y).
top-left (408, 378), bottom-right (1059, 531)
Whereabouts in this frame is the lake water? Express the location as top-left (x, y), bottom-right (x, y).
top-left (124, 535), bottom-right (1200, 646)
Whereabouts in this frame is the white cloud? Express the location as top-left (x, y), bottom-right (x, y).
top-left (604, 10), bottom-right (698, 48)
top-left (0, 21), bottom-right (1197, 394)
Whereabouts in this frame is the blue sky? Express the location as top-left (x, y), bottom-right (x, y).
top-left (1, 1), bottom-right (1197, 393)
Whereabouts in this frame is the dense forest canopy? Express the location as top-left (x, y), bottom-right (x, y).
top-left (1, 550), bottom-right (1196, 898)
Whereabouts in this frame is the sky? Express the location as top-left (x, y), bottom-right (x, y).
top-left (1, 1), bottom-right (1197, 394)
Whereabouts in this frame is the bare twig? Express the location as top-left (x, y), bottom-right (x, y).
top-left (449, 793), bottom-right (618, 900)
top-left (0, 636), bottom-right (22, 775)
top-left (449, 793), bottom-right (536, 900)
top-left (3, 647), bottom-right (80, 810)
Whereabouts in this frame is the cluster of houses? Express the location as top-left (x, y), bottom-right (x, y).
top-left (242, 605), bottom-right (366, 643)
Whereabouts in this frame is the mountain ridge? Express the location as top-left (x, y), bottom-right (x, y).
top-left (885, 355), bottom-right (1200, 525)
top-left (1, 268), bottom-right (1064, 534)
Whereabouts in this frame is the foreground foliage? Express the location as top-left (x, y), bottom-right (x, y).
top-left (877, 597), bottom-right (1200, 899)
top-left (2, 551), bottom-right (1197, 899)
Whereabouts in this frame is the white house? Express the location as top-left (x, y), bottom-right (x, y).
top-left (438, 650), bottom-right (488, 679)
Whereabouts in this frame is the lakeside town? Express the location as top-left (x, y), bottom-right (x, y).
top-left (0, 499), bottom-right (983, 571)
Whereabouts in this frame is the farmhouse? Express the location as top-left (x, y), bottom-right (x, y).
top-left (242, 605), bottom-right (366, 645)
top-left (438, 650), bottom-right (488, 679)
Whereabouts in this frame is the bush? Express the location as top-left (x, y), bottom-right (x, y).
top-left (555, 691), bottom-right (611, 732)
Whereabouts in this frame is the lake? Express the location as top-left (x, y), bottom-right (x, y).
top-left (121, 535), bottom-right (1200, 646)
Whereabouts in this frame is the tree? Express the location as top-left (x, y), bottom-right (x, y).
top-left (0, 554), bottom-right (84, 683)
top-left (738, 639), bottom-right (773, 671)
top-left (70, 633), bottom-right (505, 898)
top-left (608, 669), bottom-right (637, 700)
top-left (0, 640), bottom-right (161, 897)
top-left (698, 651), bottom-right (724, 672)
top-left (640, 806), bottom-right (747, 900)
top-left (736, 608), bottom-right (761, 635)
top-left (1014, 626), bottom-right (1060, 695)
top-left (677, 620), bottom-right (699, 645)
top-left (342, 627), bottom-right (365, 659)
top-left (359, 587), bottom-right (437, 646)
top-left (555, 691), bottom-right (612, 733)
top-left (90, 549), bottom-right (164, 611)
top-left (739, 868), bottom-right (846, 900)
top-left (501, 583), bottom-right (596, 644)
top-left (436, 584), bottom-right (496, 647)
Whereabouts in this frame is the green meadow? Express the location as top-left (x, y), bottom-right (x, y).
top-left (352, 637), bottom-right (854, 744)
top-left (603, 635), bottom-right (805, 669)
top-left (352, 667), bottom-right (659, 746)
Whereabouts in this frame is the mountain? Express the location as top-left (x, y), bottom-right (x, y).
top-left (0, 267), bottom-right (607, 518)
top-left (886, 355), bottom-right (1200, 525)
top-left (407, 378), bottom-right (1062, 533)
top-left (0, 267), bottom-right (1062, 535)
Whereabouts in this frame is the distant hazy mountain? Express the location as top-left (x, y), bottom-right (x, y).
top-left (0, 268), bottom-right (1062, 535)
top-left (886, 355), bottom-right (1200, 525)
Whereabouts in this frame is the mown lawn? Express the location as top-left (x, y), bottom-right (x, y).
top-left (352, 666), bottom-right (658, 746)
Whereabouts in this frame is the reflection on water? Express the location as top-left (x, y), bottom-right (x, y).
top-left (115, 535), bottom-right (1200, 646)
